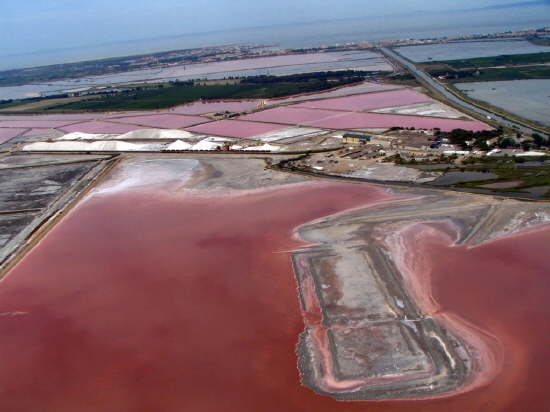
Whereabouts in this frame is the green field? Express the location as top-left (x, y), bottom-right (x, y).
top-left (451, 65), bottom-right (550, 83)
top-left (428, 157), bottom-right (550, 197)
top-left (3, 71), bottom-right (367, 112)
top-left (424, 52), bottom-right (550, 69)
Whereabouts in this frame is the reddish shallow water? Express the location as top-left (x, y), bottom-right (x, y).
top-left (19, 128), bottom-right (57, 138)
top-left (0, 180), bottom-right (547, 412)
top-left (240, 106), bottom-right (489, 131)
top-left (111, 113), bottom-right (209, 129)
top-left (308, 111), bottom-right (490, 131)
top-left (240, 107), bottom-right (346, 125)
top-left (171, 100), bottom-right (260, 115)
top-left (0, 113), bottom-right (102, 122)
top-left (293, 89), bottom-right (433, 111)
top-left (403, 224), bottom-right (550, 412)
top-left (186, 119), bottom-right (288, 138)
top-left (0, 119), bottom-right (79, 128)
top-left (0, 128), bottom-right (27, 143)
top-left (61, 121), bottom-right (149, 134)
top-left (269, 82), bottom-right (403, 105)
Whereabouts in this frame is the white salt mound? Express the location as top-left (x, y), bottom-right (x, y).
top-left (23, 140), bottom-right (161, 152)
top-left (191, 139), bottom-right (222, 150)
top-left (247, 143), bottom-right (281, 152)
top-left (165, 140), bottom-right (193, 150)
top-left (55, 132), bottom-right (113, 141)
top-left (120, 129), bottom-right (195, 140)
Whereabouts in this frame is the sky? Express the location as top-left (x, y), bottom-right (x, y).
top-left (1, 0), bottom-right (548, 58)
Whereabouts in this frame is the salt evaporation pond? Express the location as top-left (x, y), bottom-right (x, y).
top-left (308, 111), bottom-right (490, 131)
top-left (186, 119), bottom-right (288, 138)
top-left (0, 159), bottom-right (547, 411)
top-left (0, 113), bottom-right (102, 121)
top-left (396, 222), bottom-right (550, 412)
top-left (394, 40), bottom-right (550, 62)
top-left (60, 121), bottom-right (149, 134)
top-left (243, 107), bottom-right (489, 131)
top-left (294, 89), bottom-right (433, 111)
top-left (456, 79), bottom-right (550, 126)
top-left (110, 113), bottom-right (209, 129)
top-left (171, 100), bottom-right (260, 115)
top-left (0, 51), bottom-right (390, 100)
top-left (268, 81), bottom-right (404, 105)
top-left (0, 128), bottom-right (26, 143)
top-left (241, 107), bottom-right (346, 124)
top-left (0, 119), bottom-right (80, 128)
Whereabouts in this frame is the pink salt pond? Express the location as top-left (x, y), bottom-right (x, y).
top-left (171, 100), bottom-right (260, 115)
top-left (294, 89), bottom-right (433, 111)
top-left (61, 121), bottom-right (149, 134)
top-left (0, 128), bottom-right (26, 143)
top-left (20, 128), bottom-right (57, 138)
top-left (110, 113), bottom-right (208, 129)
top-left (0, 119), bottom-right (80, 128)
top-left (186, 119), bottom-right (288, 138)
top-left (0, 113), bottom-right (101, 121)
top-left (240, 107), bottom-right (346, 125)
top-left (306, 112), bottom-right (490, 132)
top-left (269, 82), bottom-right (404, 105)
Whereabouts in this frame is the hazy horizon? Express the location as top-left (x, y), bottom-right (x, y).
top-left (1, 0), bottom-right (549, 70)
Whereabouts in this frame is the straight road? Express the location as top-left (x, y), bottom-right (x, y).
top-left (379, 47), bottom-right (547, 135)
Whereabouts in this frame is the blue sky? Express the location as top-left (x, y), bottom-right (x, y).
top-left (1, 1), bottom-right (548, 57)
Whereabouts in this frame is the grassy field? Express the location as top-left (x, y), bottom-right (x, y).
top-left (429, 158), bottom-right (550, 197)
top-left (450, 65), bottom-right (550, 83)
top-left (423, 52), bottom-right (550, 69)
top-left (3, 71), bottom-right (367, 112)
top-left (0, 96), bottom-right (96, 112)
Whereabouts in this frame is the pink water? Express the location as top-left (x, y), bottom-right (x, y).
top-left (269, 82), bottom-right (404, 105)
top-left (171, 100), bottom-right (260, 115)
top-left (61, 121), bottom-right (149, 134)
top-left (293, 89), bottom-right (433, 111)
top-left (20, 128), bottom-right (57, 137)
top-left (308, 112), bottom-right (490, 131)
top-left (0, 113), bottom-right (102, 121)
top-left (0, 120), bottom-right (80, 128)
top-left (186, 120), bottom-right (288, 138)
top-left (111, 114), bottom-right (209, 129)
top-left (0, 128), bottom-right (27, 143)
top-left (240, 107), bottom-right (346, 125)
top-left (152, 51), bottom-right (373, 78)
top-left (397, 223), bottom-right (550, 411)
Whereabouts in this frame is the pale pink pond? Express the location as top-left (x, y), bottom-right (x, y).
top-left (171, 100), bottom-right (260, 115)
top-left (0, 128), bottom-right (26, 143)
top-left (0, 113), bottom-right (102, 121)
top-left (308, 112), bottom-right (490, 131)
top-left (61, 121), bottom-right (148, 134)
top-left (20, 128), bottom-right (57, 137)
top-left (240, 107), bottom-right (346, 125)
top-left (268, 82), bottom-right (404, 106)
top-left (186, 120), bottom-right (287, 138)
top-left (104, 110), bottom-right (169, 119)
top-left (156, 51), bottom-right (373, 78)
top-left (294, 89), bottom-right (433, 111)
top-left (111, 114), bottom-right (208, 129)
top-left (0, 120), bottom-right (80, 128)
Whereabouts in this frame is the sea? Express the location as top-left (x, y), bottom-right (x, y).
top-left (1, 5), bottom-right (549, 71)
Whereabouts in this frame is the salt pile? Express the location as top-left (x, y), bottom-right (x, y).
top-left (23, 140), bottom-right (162, 152)
top-left (254, 127), bottom-right (323, 142)
top-left (165, 140), bottom-right (193, 150)
top-left (119, 129), bottom-right (195, 140)
top-left (246, 143), bottom-right (281, 152)
top-left (55, 129), bottom-right (197, 141)
top-left (55, 132), bottom-right (114, 141)
top-left (191, 139), bottom-right (223, 150)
